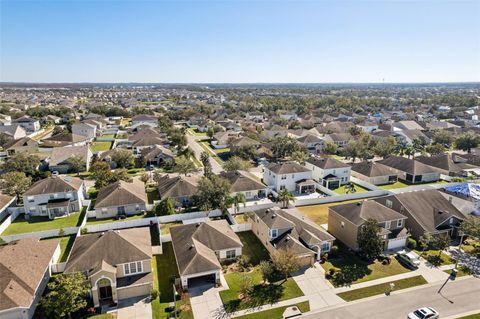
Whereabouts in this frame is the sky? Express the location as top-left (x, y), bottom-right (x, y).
top-left (0, 0), bottom-right (479, 83)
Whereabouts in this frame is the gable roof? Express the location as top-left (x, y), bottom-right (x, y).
top-left (4, 137), bottom-right (37, 149)
top-left (306, 157), bottom-right (349, 169)
top-left (219, 170), bottom-right (266, 192)
top-left (24, 175), bottom-right (83, 196)
top-left (49, 145), bottom-right (91, 166)
top-left (0, 238), bottom-right (59, 311)
top-left (351, 161), bottom-right (401, 177)
top-left (416, 154), bottom-right (476, 174)
top-left (157, 175), bottom-right (198, 199)
top-left (65, 228), bottom-right (151, 274)
top-left (170, 220), bottom-right (243, 276)
top-left (378, 156), bottom-right (439, 175)
top-left (95, 179), bottom-right (147, 208)
top-left (330, 200), bottom-right (406, 226)
top-left (266, 162), bottom-right (310, 174)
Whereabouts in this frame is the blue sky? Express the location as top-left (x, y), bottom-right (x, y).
top-left (1, 0), bottom-right (479, 83)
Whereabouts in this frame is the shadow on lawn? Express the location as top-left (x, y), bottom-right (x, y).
top-left (223, 282), bottom-right (285, 313)
top-left (330, 263), bottom-right (372, 287)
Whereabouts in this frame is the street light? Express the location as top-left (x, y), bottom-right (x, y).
top-left (171, 274), bottom-right (177, 319)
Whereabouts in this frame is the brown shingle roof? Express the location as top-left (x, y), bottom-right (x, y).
top-left (157, 175), bottom-right (198, 199)
top-left (23, 176), bottom-right (83, 196)
top-left (95, 179), bottom-right (147, 208)
top-left (306, 157), bottom-right (349, 169)
top-left (351, 161), bottom-right (401, 177)
top-left (266, 162), bottom-right (310, 174)
top-left (219, 170), bottom-right (266, 192)
top-left (330, 200), bottom-right (406, 226)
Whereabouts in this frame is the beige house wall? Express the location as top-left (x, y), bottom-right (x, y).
top-left (327, 209), bottom-right (360, 250)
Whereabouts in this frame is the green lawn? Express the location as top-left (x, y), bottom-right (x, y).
top-left (337, 275), bottom-right (427, 301)
top-left (127, 167), bottom-right (146, 176)
top-left (41, 235), bottom-right (76, 262)
top-left (220, 268), bottom-right (304, 313)
top-left (116, 132), bottom-right (128, 139)
top-left (234, 301), bottom-right (310, 319)
top-left (237, 231), bottom-right (270, 266)
top-left (151, 243), bottom-right (193, 319)
top-left (415, 249), bottom-right (455, 266)
top-left (100, 134), bottom-right (115, 138)
top-left (91, 141), bottom-right (112, 152)
top-left (322, 243), bottom-right (411, 287)
top-left (443, 266), bottom-right (472, 277)
top-left (160, 222), bottom-right (181, 235)
top-left (2, 207), bottom-right (87, 235)
top-left (147, 187), bottom-right (160, 204)
top-left (186, 128), bottom-right (207, 136)
top-left (86, 213), bottom-right (147, 225)
top-left (333, 183), bottom-right (369, 195)
top-left (457, 314), bottom-right (480, 319)
top-left (462, 239), bottom-right (480, 254)
top-left (378, 181), bottom-right (409, 190)
top-left (296, 200), bottom-right (360, 225)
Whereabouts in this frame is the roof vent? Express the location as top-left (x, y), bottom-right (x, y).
top-left (272, 213), bottom-right (277, 218)
top-left (196, 223), bottom-right (201, 227)
top-left (189, 244), bottom-right (195, 250)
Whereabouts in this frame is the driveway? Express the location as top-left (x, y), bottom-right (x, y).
top-left (116, 296), bottom-right (152, 319)
top-left (186, 133), bottom-right (223, 174)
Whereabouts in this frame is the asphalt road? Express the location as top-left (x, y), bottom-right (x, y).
top-left (302, 277), bottom-right (480, 319)
top-left (185, 133), bottom-right (223, 174)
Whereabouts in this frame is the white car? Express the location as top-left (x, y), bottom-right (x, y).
top-left (397, 250), bottom-right (421, 269)
top-left (408, 307), bottom-right (439, 319)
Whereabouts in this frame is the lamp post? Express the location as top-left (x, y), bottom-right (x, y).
top-left (172, 275), bottom-right (177, 319)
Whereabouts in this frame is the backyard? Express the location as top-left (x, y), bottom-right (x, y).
top-left (333, 183), bottom-right (369, 195)
top-left (91, 141), bottom-right (112, 152)
top-left (1, 207), bottom-right (87, 235)
top-left (86, 213), bottom-right (149, 225)
top-left (160, 222), bottom-right (181, 235)
top-left (41, 234), bottom-right (76, 262)
top-left (296, 199), bottom-right (360, 225)
top-left (321, 242), bottom-right (412, 287)
top-left (337, 275), bottom-right (427, 301)
top-left (379, 180), bottom-right (448, 190)
top-left (100, 134), bottom-right (116, 138)
top-left (151, 243), bottom-right (193, 319)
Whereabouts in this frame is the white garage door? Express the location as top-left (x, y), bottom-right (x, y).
top-left (387, 237), bottom-right (407, 250)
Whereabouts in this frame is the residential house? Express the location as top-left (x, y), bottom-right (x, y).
top-left (131, 114), bottom-right (158, 127)
top-left (13, 116), bottom-right (41, 132)
top-left (0, 125), bottom-right (27, 140)
top-left (296, 134), bottom-right (324, 155)
top-left (211, 131), bottom-right (240, 149)
top-left (170, 220), bottom-right (243, 289)
top-left (250, 207), bottom-right (335, 266)
top-left (140, 145), bottom-right (174, 167)
top-left (416, 154), bottom-right (478, 177)
top-left (0, 114), bottom-right (12, 126)
top-left (72, 123), bottom-right (97, 140)
top-left (42, 133), bottom-right (89, 147)
top-left (219, 170), bottom-right (267, 201)
top-left (23, 175), bottom-right (86, 219)
top-left (64, 228), bottom-right (153, 307)
top-left (263, 162), bottom-right (315, 194)
top-left (157, 175), bottom-right (198, 208)
top-left (0, 193), bottom-right (16, 221)
top-left (350, 161), bottom-right (400, 185)
top-left (375, 190), bottom-right (465, 239)
top-left (246, 111), bottom-right (265, 123)
top-left (94, 179), bottom-right (147, 219)
top-left (441, 183), bottom-right (480, 216)
top-left (378, 156), bottom-right (440, 184)
top-left (392, 120), bottom-right (425, 131)
top-left (323, 133), bottom-right (353, 149)
top-left (48, 145), bottom-right (92, 174)
top-left (328, 200), bottom-right (409, 251)
top-left (305, 157), bottom-right (351, 189)
top-left (0, 238), bottom-right (60, 319)
top-left (4, 137), bottom-right (38, 156)
top-left (395, 130), bottom-right (430, 145)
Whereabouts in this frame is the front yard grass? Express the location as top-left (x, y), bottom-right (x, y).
top-left (41, 234), bottom-right (76, 262)
top-left (1, 207), bottom-right (87, 236)
top-left (152, 242), bottom-right (193, 319)
top-left (186, 127), bottom-right (207, 136)
top-left (237, 231), bottom-right (270, 266)
top-left (220, 268), bottom-right (304, 313)
top-left (337, 275), bottom-right (427, 301)
top-left (322, 243), bottom-right (411, 287)
top-left (333, 183), bottom-right (369, 195)
top-left (234, 301), bottom-right (310, 319)
top-left (91, 141), bottom-right (112, 152)
top-left (296, 199), bottom-right (360, 225)
top-left (415, 249), bottom-right (455, 266)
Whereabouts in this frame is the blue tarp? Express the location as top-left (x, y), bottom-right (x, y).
top-left (444, 183), bottom-right (480, 200)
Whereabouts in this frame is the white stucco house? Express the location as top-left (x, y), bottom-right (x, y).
top-left (263, 162), bottom-right (315, 194)
top-left (305, 157), bottom-right (351, 189)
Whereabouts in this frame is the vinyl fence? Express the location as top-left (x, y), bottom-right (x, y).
top-left (292, 189), bottom-right (389, 207)
top-left (230, 223), bottom-right (252, 232)
top-left (1, 226), bottom-right (79, 243)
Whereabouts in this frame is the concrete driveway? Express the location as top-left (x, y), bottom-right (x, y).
top-left (117, 296), bottom-right (152, 319)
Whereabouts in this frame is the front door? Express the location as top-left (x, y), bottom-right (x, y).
top-left (99, 285), bottom-right (112, 300)
top-left (118, 206), bottom-right (126, 216)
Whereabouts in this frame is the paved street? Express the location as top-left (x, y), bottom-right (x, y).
top-left (302, 277), bottom-right (480, 319)
top-left (186, 133), bottom-right (223, 174)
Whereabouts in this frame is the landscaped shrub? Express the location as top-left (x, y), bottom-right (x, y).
top-left (407, 238), bottom-right (417, 250)
top-left (329, 245), bottom-right (339, 257)
top-left (150, 288), bottom-right (159, 300)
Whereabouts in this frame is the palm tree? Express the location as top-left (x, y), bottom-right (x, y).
top-left (277, 188), bottom-right (295, 208)
top-left (230, 193), bottom-right (246, 214)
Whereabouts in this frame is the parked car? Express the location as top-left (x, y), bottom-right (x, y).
top-left (408, 307), bottom-right (439, 319)
top-left (396, 250), bottom-right (421, 269)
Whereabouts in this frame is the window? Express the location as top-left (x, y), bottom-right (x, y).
top-left (397, 219), bottom-right (403, 228)
top-left (124, 261), bottom-right (143, 275)
top-left (385, 221), bottom-right (391, 229)
top-left (280, 185), bottom-right (286, 190)
top-left (27, 196), bottom-right (34, 203)
top-left (281, 175), bottom-right (287, 180)
top-left (226, 250), bottom-right (236, 259)
top-left (386, 200), bottom-right (393, 208)
top-left (66, 192), bottom-right (72, 198)
top-left (321, 242), bottom-right (331, 252)
top-left (246, 191), bottom-right (251, 197)
top-left (270, 229), bottom-right (278, 239)
top-left (449, 217), bottom-right (454, 224)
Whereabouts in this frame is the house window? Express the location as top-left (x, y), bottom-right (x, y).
top-left (66, 192), bottom-right (72, 198)
top-left (397, 219), bottom-right (403, 228)
top-left (270, 229), bottom-right (278, 239)
top-left (226, 250), bottom-right (236, 259)
top-left (124, 261), bottom-right (143, 275)
top-left (280, 185), bottom-right (286, 190)
top-left (321, 242), bottom-right (331, 252)
top-left (27, 196), bottom-right (34, 203)
top-left (449, 217), bottom-right (454, 224)
top-left (136, 204), bottom-right (140, 211)
top-left (246, 191), bottom-right (252, 197)
top-left (386, 200), bottom-right (392, 208)
top-left (281, 175), bottom-right (287, 180)
top-left (385, 221), bottom-right (391, 229)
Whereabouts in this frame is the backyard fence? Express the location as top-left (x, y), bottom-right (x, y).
top-left (349, 176), bottom-right (382, 191)
top-left (292, 189), bottom-right (389, 207)
top-left (84, 217), bottom-right (158, 233)
top-left (230, 223), bottom-right (252, 232)
top-left (0, 209), bottom-right (23, 237)
top-left (1, 226), bottom-right (79, 243)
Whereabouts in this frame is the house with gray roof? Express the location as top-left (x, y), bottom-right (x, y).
top-left (263, 162), bottom-right (315, 194)
top-left (170, 220), bottom-right (243, 289)
top-left (48, 145), bottom-right (93, 174)
top-left (219, 170), bottom-right (267, 201)
top-left (305, 157), bottom-right (351, 189)
top-left (378, 156), bottom-right (440, 184)
top-left (65, 228), bottom-right (153, 307)
top-left (250, 207), bottom-right (335, 266)
top-left (351, 161), bottom-right (401, 185)
top-left (157, 175), bottom-right (198, 208)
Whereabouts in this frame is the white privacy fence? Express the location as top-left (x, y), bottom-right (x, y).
top-left (0, 209), bottom-right (22, 236)
top-left (230, 223), bottom-right (252, 232)
top-left (1, 226), bottom-right (79, 243)
top-left (292, 189), bottom-right (389, 207)
top-left (84, 217), bottom-right (158, 233)
top-left (349, 176), bottom-right (382, 191)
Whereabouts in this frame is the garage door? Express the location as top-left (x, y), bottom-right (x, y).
top-left (387, 237), bottom-right (407, 250)
top-left (187, 274), bottom-right (216, 288)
